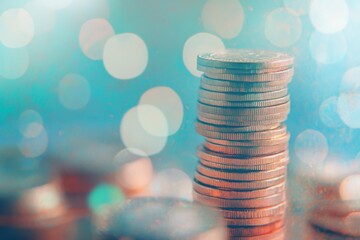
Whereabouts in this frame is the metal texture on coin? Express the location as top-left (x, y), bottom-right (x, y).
top-left (221, 202), bottom-right (287, 219)
top-left (205, 133), bottom-right (290, 147)
top-left (197, 49), bottom-right (294, 70)
top-left (229, 227), bottom-right (285, 240)
top-left (228, 220), bottom-right (284, 237)
top-left (195, 119), bottom-right (279, 133)
top-left (204, 141), bottom-right (288, 155)
top-left (198, 116), bottom-right (287, 127)
top-left (225, 214), bottom-right (284, 227)
top-left (199, 158), bottom-right (288, 171)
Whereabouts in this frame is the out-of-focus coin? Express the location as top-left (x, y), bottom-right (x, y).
top-left (199, 158), bottom-right (289, 171)
top-left (197, 49), bottom-right (294, 70)
top-left (222, 202), bottom-right (286, 219)
top-left (204, 141), bottom-right (288, 155)
top-left (204, 68), bottom-right (294, 82)
top-left (228, 220), bottom-right (284, 237)
top-left (193, 191), bottom-right (286, 208)
top-left (197, 125), bottom-right (287, 141)
top-left (225, 214), bottom-right (284, 227)
top-left (193, 180), bottom-right (286, 199)
top-left (229, 227), bottom-right (286, 240)
top-left (197, 147), bottom-right (289, 166)
top-left (195, 119), bottom-right (279, 133)
top-left (198, 95), bottom-right (290, 108)
top-left (197, 164), bottom-right (287, 181)
top-left (198, 115), bottom-right (287, 126)
top-left (197, 101), bottom-right (290, 115)
top-left (194, 172), bottom-right (286, 190)
top-left (205, 133), bottom-right (289, 147)
top-left (199, 88), bottom-right (288, 102)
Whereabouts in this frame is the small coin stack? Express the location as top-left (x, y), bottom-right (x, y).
top-left (192, 49), bottom-right (293, 239)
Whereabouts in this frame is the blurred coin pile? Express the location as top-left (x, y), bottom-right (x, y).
top-left (193, 49), bottom-right (293, 239)
top-left (307, 201), bottom-right (360, 239)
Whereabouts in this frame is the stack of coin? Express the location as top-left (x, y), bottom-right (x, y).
top-left (192, 49), bottom-right (293, 239)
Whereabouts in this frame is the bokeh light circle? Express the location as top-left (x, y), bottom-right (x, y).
top-left (201, 0), bottom-right (244, 39)
top-left (338, 67), bottom-right (360, 128)
top-left (183, 32), bottom-right (225, 77)
top-left (319, 96), bottom-right (343, 128)
top-left (103, 33), bottom-right (148, 80)
top-left (150, 168), bottom-right (193, 200)
top-left (41, 0), bottom-right (72, 10)
top-left (339, 175), bottom-right (360, 201)
top-left (25, 0), bottom-right (57, 35)
top-left (58, 74), bottom-right (91, 110)
top-left (0, 46), bottom-right (29, 79)
top-left (137, 105), bottom-right (168, 137)
top-left (19, 110), bottom-right (44, 138)
top-left (310, 0), bottom-right (349, 34)
top-left (295, 129), bottom-right (328, 166)
top-left (309, 31), bottom-right (347, 64)
top-left (1, 8), bottom-right (34, 48)
top-left (140, 87), bottom-right (183, 135)
top-left (113, 148), bottom-right (153, 191)
top-left (120, 105), bottom-right (168, 156)
top-left (283, 0), bottom-right (310, 16)
top-left (19, 129), bottom-right (48, 158)
top-left (79, 18), bottom-right (114, 60)
top-left (88, 183), bottom-right (125, 214)
top-left (265, 8), bottom-right (302, 48)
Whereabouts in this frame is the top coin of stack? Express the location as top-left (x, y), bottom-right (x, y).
top-left (193, 49), bottom-right (293, 239)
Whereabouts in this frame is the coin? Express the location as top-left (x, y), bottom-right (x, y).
top-left (228, 220), bottom-right (284, 237)
top-left (199, 158), bottom-right (289, 171)
top-left (221, 202), bottom-right (286, 219)
top-left (204, 68), bottom-right (294, 82)
top-left (195, 119), bottom-right (279, 133)
top-left (204, 141), bottom-right (288, 155)
top-left (205, 133), bottom-right (290, 147)
top-left (193, 190), bottom-right (286, 208)
top-left (197, 164), bottom-right (287, 181)
top-left (193, 180), bottom-right (286, 199)
top-left (197, 49), bottom-right (294, 70)
top-left (199, 88), bottom-right (288, 102)
top-left (198, 111), bottom-right (289, 123)
top-left (198, 95), bottom-right (290, 108)
top-left (197, 147), bottom-right (289, 166)
top-left (194, 172), bottom-right (287, 190)
top-left (197, 101), bottom-right (290, 115)
top-left (229, 227), bottom-right (285, 240)
top-left (198, 115), bottom-right (286, 127)
top-left (225, 214), bottom-right (284, 227)
top-left (197, 125), bottom-right (287, 141)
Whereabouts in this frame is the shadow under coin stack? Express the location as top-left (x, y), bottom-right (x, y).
top-left (192, 49), bottom-right (294, 239)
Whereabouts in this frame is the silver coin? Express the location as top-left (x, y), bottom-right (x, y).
top-left (198, 64), bottom-right (292, 75)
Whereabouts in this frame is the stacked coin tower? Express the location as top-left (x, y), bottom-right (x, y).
top-left (192, 49), bottom-right (293, 239)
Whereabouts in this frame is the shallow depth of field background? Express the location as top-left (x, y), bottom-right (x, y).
top-left (1, 0), bottom-right (360, 222)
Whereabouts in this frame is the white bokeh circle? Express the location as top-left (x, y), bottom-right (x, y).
top-left (19, 129), bottom-right (48, 158)
top-left (201, 0), bottom-right (244, 39)
top-left (25, 0), bottom-right (57, 35)
top-left (139, 86), bottom-right (183, 135)
top-left (339, 175), bottom-right (360, 201)
top-left (0, 46), bottom-right (29, 79)
top-left (295, 129), bottom-right (328, 166)
top-left (1, 8), bottom-right (34, 48)
top-left (319, 96), bottom-right (343, 128)
top-left (58, 74), bottom-right (91, 110)
top-left (120, 105), bottom-right (168, 156)
top-left (103, 33), bottom-right (148, 80)
top-left (265, 8), bottom-right (302, 48)
top-left (79, 18), bottom-right (115, 60)
top-left (183, 32), bottom-right (225, 77)
top-left (309, 31), bottom-right (347, 64)
top-left (310, 0), bottom-right (349, 34)
top-left (19, 110), bottom-right (44, 138)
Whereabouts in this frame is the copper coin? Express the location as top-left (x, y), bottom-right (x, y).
top-left (221, 202), bottom-right (287, 219)
top-left (193, 190), bottom-right (286, 208)
top-left (198, 95), bottom-right (290, 108)
top-left (197, 125), bottom-right (287, 141)
top-left (194, 172), bottom-right (287, 190)
top-left (197, 146), bottom-right (289, 166)
top-left (205, 133), bottom-right (290, 147)
top-left (197, 164), bottom-right (287, 181)
top-left (198, 88), bottom-right (288, 102)
top-left (199, 157), bottom-right (289, 171)
top-left (193, 180), bottom-right (286, 199)
top-left (198, 115), bottom-right (287, 126)
top-left (228, 220), bottom-right (285, 237)
top-left (197, 50), bottom-right (294, 70)
top-left (225, 214), bottom-right (284, 227)
top-left (204, 68), bottom-right (294, 82)
top-left (229, 227), bottom-right (286, 240)
top-left (195, 119), bottom-right (279, 133)
top-left (204, 141), bottom-right (288, 156)
top-left (197, 101), bottom-right (290, 115)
